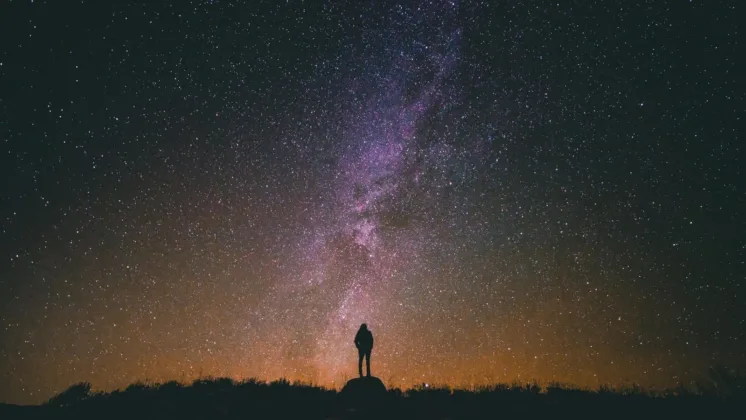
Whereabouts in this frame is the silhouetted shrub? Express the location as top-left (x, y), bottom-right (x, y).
top-left (156, 380), bottom-right (183, 391)
top-left (46, 382), bottom-right (91, 407)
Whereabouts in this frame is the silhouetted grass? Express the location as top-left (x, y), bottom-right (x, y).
top-left (1, 368), bottom-right (744, 419)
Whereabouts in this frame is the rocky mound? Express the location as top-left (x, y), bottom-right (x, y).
top-left (338, 376), bottom-right (387, 409)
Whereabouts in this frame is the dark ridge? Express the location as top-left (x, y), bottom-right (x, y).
top-left (1, 370), bottom-right (743, 419)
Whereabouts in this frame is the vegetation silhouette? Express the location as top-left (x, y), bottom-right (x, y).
top-left (0, 366), bottom-right (743, 419)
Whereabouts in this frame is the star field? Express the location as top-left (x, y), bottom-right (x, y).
top-left (0, 0), bottom-right (744, 405)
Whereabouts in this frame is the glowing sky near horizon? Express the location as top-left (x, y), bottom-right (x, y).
top-left (0, 0), bottom-right (743, 405)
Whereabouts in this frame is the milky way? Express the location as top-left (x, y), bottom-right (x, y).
top-left (1, 0), bottom-right (743, 405)
top-left (253, 7), bottom-right (465, 383)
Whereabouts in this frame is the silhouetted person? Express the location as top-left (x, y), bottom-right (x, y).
top-left (354, 323), bottom-right (373, 377)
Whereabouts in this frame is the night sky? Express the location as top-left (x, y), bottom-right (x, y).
top-left (1, 0), bottom-right (744, 405)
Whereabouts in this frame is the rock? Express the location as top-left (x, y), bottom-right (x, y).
top-left (338, 376), bottom-right (387, 409)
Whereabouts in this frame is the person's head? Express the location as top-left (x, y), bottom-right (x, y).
top-left (360, 323), bottom-right (368, 331)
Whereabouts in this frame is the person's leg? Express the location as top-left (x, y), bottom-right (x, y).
top-left (366, 350), bottom-right (371, 377)
top-left (358, 350), bottom-right (364, 377)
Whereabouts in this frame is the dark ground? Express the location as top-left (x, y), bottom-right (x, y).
top-left (1, 372), bottom-right (744, 419)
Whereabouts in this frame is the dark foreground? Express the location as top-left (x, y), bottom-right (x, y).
top-left (1, 377), bottom-right (744, 419)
